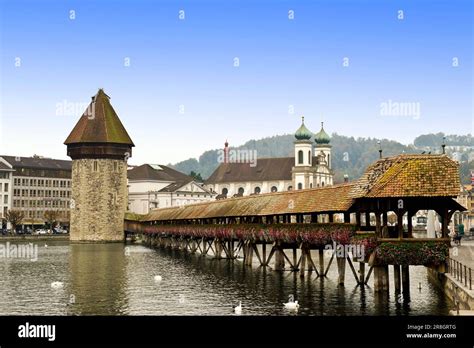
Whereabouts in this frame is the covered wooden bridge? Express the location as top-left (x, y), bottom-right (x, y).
top-left (125, 154), bottom-right (465, 292)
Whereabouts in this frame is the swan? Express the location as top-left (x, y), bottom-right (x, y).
top-left (154, 275), bottom-right (162, 282)
top-left (283, 300), bottom-right (299, 310)
top-left (234, 301), bottom-right (242, 315)
top-left (51, 281), bottom-right (63, 289)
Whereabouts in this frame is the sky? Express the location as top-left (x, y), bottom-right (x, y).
top-left (0, 0), bottom-right (472, 165)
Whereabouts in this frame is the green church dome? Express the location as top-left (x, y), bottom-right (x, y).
top-left (295, 116), bottom-right (312, 140)
top-left (315, 122), bottom-right (330, 144)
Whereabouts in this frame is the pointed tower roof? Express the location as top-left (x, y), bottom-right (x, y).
top-left (314, 122), bottom-right (330, 144)
top-left (294, 116), bottom-right (313, 140)
top-left (64, 89), bottom-right (134, 146)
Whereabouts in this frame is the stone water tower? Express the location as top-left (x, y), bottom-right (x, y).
top-left (64, 89), bottom-right (134, 241)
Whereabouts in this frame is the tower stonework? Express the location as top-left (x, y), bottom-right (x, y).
top-left (65, 89), bottom-right (134, 242)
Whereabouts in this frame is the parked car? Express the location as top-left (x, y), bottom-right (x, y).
top-left (35, 229), bottom-right (48, 235)
top-left (470, 227), bottom-right (474, 236)
top-left (53, 227), bottom-right (68, 234)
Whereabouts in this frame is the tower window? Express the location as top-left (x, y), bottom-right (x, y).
top-left (93, 161), bottom-right (98, 172)
top-left (308, 151), bottom-right (311, 164)
top-left (298, 150), bottom-right (303, 164)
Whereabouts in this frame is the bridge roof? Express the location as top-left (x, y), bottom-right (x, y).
top-left (349, 154), bottom-right (460, 198)
top-left (143, 183), bottom-right (355, 221)
top-left (136, 154), bottom-right (463, 222)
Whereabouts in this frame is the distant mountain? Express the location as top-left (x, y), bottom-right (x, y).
top-left (170, 133), bottom-right (473, 185)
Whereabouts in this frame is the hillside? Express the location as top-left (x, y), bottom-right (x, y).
top-left (171, 133), bottom-right (473, 185)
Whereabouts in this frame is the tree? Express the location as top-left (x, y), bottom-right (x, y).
top-left (44, 210), bottom-right (59, 233)
top-left (189, 171), bottom-right (203, 182)
top-left (5, 210), bottom-right (25, 234)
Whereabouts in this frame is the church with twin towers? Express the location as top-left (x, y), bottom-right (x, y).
top-left (204, 117), bottom-right (334, 197)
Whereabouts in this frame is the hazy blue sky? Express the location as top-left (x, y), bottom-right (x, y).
top-left (0, 0), bottom-right (472, 165)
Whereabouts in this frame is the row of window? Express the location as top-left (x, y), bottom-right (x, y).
top-left (0, 195), bottom-right (8, 204)
top-left (0, 183), bottom-right (9, 192)
top-left (13, 200), bottom-right (69, 208)
top-left (13, 178), bottom-right (71, 188)
top-left (13, 189), bottom-right (70, 198)
top-left (0, 172), bottom-right (10, 179)
top-left (18, 210), bottom-right (69, 219)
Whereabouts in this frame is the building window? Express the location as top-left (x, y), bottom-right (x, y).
top-left (93, 161), bottom-right (98, 172)
top-left (298, 150), bottom-right (303, 164)
top-left (271, 186), bottom-right (277, 193)
top-left (298, 183), bottom-right (303, 190)
top-left (238, 187), bottom-right (244, 195)
top-left (321, 182), bottom-right (325, 187)
top-left (254, 187), bottom-right (261, 194)
top-left (288, 186), bottom-right (293, 191)
top-left (222, 188), bottom-right (228, 195)
top-left (3, 183), bottom-right (7, 192)
top-left (3, 195), bottom-right (7, 204)
top-left (114, 162), bottom-right (118, 172)
top-left (308, 151), bottom-right (311, 164)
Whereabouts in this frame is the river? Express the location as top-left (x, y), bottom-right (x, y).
top-left (0, 241), bottom-right (453, 315)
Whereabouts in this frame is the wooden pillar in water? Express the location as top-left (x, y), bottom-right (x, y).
top-left (319, 249), bottom-right (324, 275)
top-left (300, 248), bottom-right (306, 278)
top-left (336, 255), bottom-right (346, 285)
top-left (374, 266), bottom-right (389, 292)
top-left (402, 265), bottom-right (410, 294)
top-left (274, 243), bottom-right (285, 271)
top-left (393, 265), bottom-right (401, 293)
top-left (246, 242), bottom-right (254, 266)
top-left (215, 239), bottom-right (223, 259)
top-left (359, 262), bottom-right (365, 285)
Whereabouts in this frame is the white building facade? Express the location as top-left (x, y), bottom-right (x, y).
top-left (0, 158), bottom-right (14, 229)
top-left (128, 164), bottom-right (214, 214)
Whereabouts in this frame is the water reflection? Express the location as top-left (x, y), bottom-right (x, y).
top-left (0, 241), bottom-right (453, 315)
top-left (68, 243), bottom-right (128, 315)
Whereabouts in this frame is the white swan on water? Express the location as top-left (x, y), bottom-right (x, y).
top-left (283, 300), bottom-right (299, 311)
top-left (51, 281), bottom-right (63, 289)
top-left (154, 275), bottom-right (162, 282)
top-left (234, 301), bottom-right (242, 315)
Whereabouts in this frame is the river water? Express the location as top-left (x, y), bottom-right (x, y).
top-left (0, 241), bottom-right (452, 315)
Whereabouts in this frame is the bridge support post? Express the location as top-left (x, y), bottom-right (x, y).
top-left (274, 243), bottom-right (285, 271)
top-left (374, 265), bottom-right (389, 292)
top-left (300, 248), bottom-right (306, 278)
top-left (393, 265), bottom-right (401, 293)
top-left (319, 249), bottom-right (325, 276)
top-left (402, 265), bottom-right (410, 294)
top-left (359, 262), bottom-right (365, 285)
top-left (243, 241), bottom-right (253, 266)
top-left (336, 255), bottom-right (346, 285)
top-left (214, 239), bottom-right (223, 259)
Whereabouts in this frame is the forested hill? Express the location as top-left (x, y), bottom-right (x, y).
top-left (171, 133), bottom-right (473, 184)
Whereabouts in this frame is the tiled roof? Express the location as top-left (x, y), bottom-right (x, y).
top-left (0, 161), bottom-right (13, 170)
top-left (1, 156), bottom-right (72, 171)
top-left (64, 89), bottom-right (134, 146)
top-left (205, 157), bottom-right (325, 184)
top-left (143, 183), bottom-right (355, 221)
top-left (128, 164), bottom-right (192, 182)
top-left (350, 154), bottom-right (460, 198)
